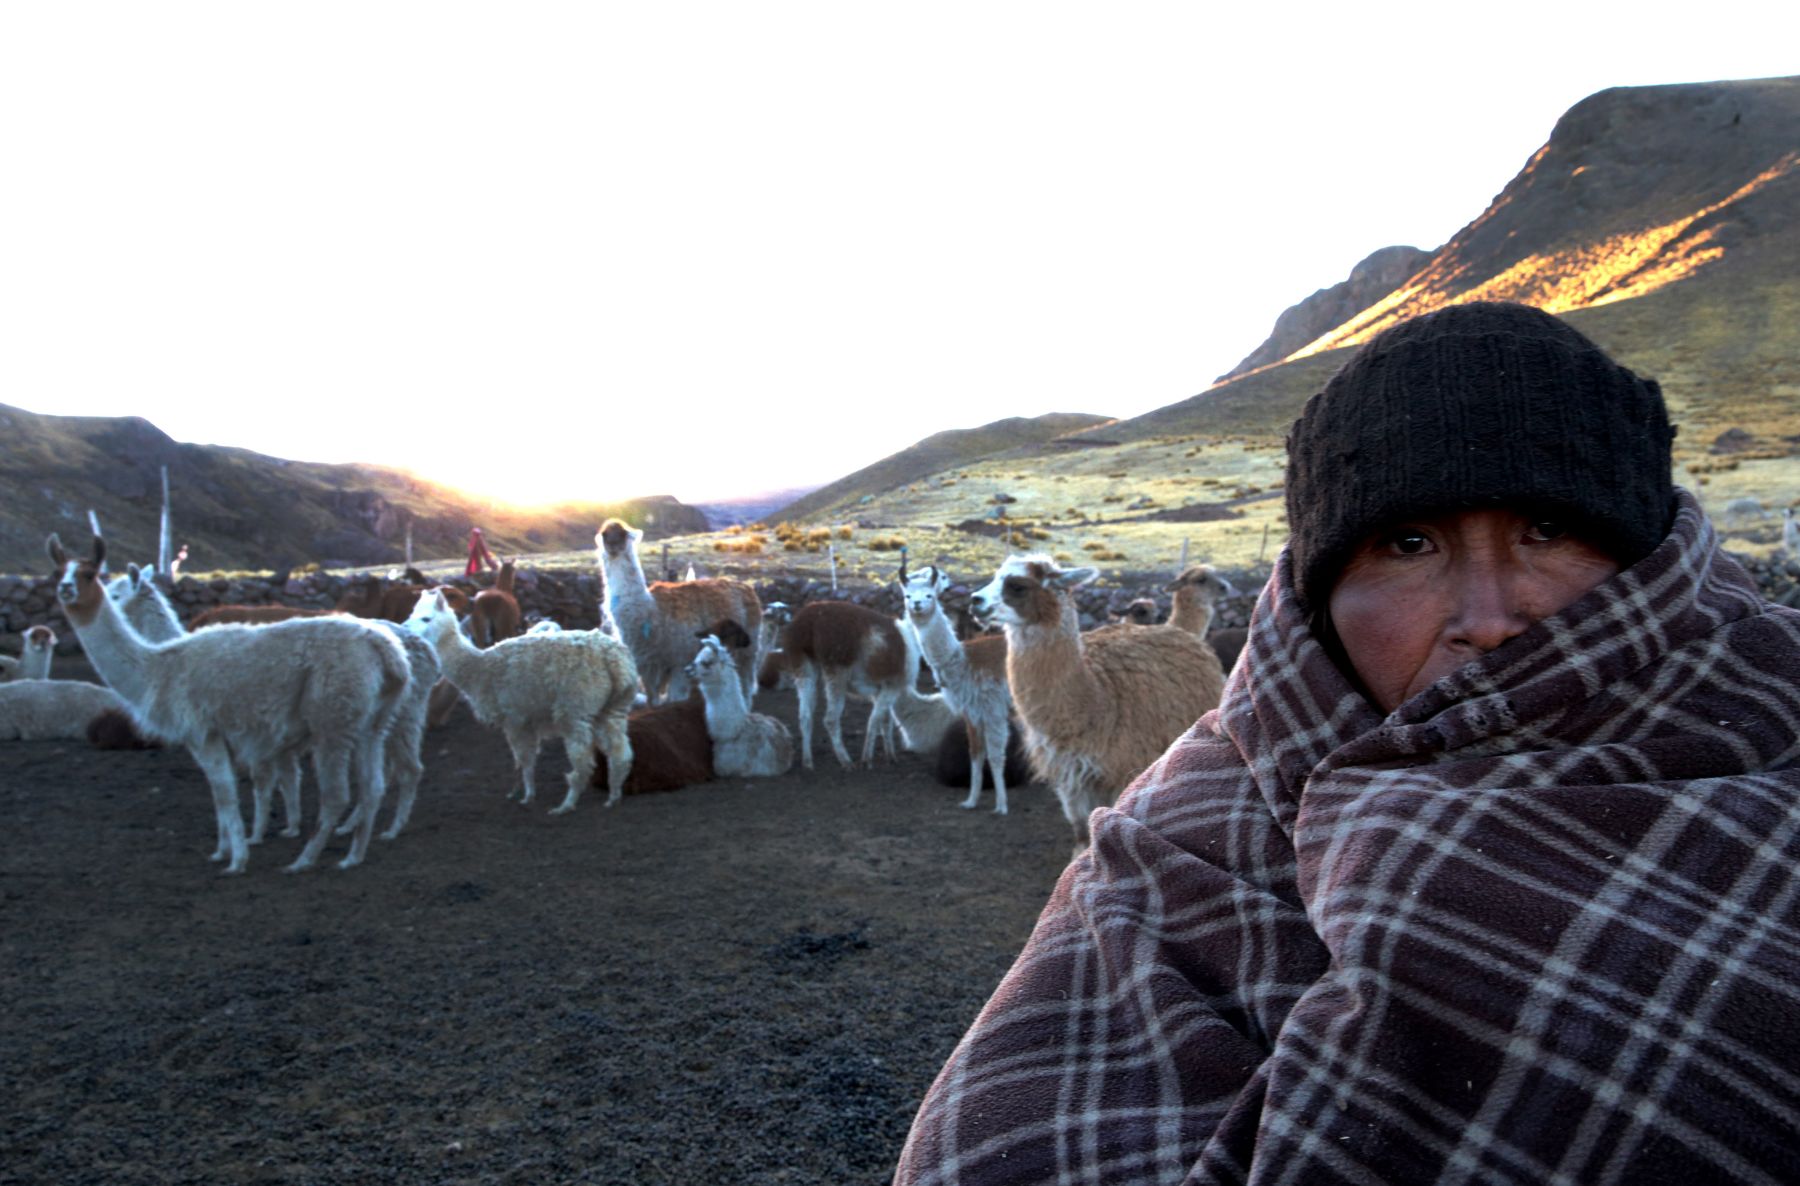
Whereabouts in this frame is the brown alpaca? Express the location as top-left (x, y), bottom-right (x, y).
top-left (971, 554), bottom-right (1226, 851)
top-left (777, 600), bottom-right (954, 769)
top-left (587, 617), bottom-right (754, 794)
top-left (468, 561), bottom-right (523, 649)
top-left (337, 574), bottom-right (470, 623)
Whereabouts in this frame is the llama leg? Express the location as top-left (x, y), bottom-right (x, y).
top-left (1058, 778), bottom-right (1100, 852)
top-left (984, 717), bottom-right (1009, 816)
top-left (192, 740), bottom-right (249, 875)
top-left (549, 720), bottom-right (596, 815)
top-left (337, 735), bottom-right (387, 869)
top-left (247, 760), bottom-right (275, 845)
top-left (823, 672), bottom-right (854, 768)
top-left (795, 669), bottom-right (819, 770)
top-left (595, 712), bottom-right (633, 807)
top-left (863, 691), bottom-right (897, 766)
top-left (960, 721), bottom-right (986, 809)
top-left (380, 736), bottom-right (425, 840)
top-left (507, 727), bottom-right (541, 805)
top-left (277, 753), bottom-right (303, 837)
top-left (287, 745), bottom-right (351, 873)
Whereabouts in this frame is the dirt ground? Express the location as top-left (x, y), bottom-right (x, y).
top-left (0, 660), bottom-right (1075, 1186)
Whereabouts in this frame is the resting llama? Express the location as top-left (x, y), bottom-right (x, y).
top-left (596, 519), bottom-right (762, 704)
top-left (405, 589), bottom-right (638, 813)
top-left (51, 535), bottom-right (408, 874)
top-left (686, 633), bottom-right (794, 777)
top-left (19, 625), bottom-right (56, 680)
top-left (901, 566), bottom-right (1014, 813)
top-left (0, 680), bottom-right (130, 741)
top-left (971, 554), bottom-right (1226, 851)
top-left (774, 600), bottom-right (955, 769)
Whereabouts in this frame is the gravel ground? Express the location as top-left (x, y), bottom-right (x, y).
top-left (0, 662), bottom-right (1073, 1185)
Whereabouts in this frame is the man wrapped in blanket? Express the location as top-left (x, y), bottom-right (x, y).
top-left (896, 302), bottom-right (1800, 1185)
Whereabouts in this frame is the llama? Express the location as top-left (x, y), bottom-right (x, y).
top-left (686, 633), bottom-right (794, 777)
top-left (468, 560), bottom-right (523, 648)
top-left (1117, 598), bottom-right (1160, 626)
top-left (901, 566), bottom-right (1014, 813)
top-left (19, 624), bottom-right (56, 680)
top-left (404, 589), bottom-right (638, 813)
top-left (50, 534), bottom-right (409, 874)
top-left (971, 554), bottom-right (1226, 851)
top-left (189, 604), bottom-right (337, 628)
top-left (775, 600), bottom-right (956, 769)
top-left (0, 680), bottom-right (131, 741)
top-left (1165, 565), bottom-right (1236, 636)
top-left (336, 573), bottom-right (470, 623)
top-left (596, 519), bottom-right (762, 704)
top-left (108, 564), bottom-right (306, 846)
top-left (334, 621), bottom-right (440, 841)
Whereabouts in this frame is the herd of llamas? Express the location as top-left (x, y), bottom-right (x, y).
top-left (5, 519), bottom-right (1242, 872)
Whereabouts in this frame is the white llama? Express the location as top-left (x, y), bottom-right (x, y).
top-left (685, 633), bottom-right (794, 777)
top-left (901, 566), bottom-right (1013, 813)
top-left (51, 535), bottom-right (408, 874)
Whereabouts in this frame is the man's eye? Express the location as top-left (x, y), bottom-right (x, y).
top-left (1389, 531), bottom-right (1431, 556)
top-left (1526, 520), bottom-right (1568, 542)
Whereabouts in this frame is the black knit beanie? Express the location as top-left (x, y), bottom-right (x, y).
top-left (1284, 301), bottom-right (1676, 612)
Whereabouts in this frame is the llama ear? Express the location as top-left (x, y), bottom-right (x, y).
top-left (629, 527), bottom-right (643, 543)
top-left (47, 534), bottom-right (67, 567)
top-left (1050, 566), bottom-right (1099, 591)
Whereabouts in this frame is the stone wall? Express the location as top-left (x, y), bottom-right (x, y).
top-left (8, 554), bottom-right (1798, 660)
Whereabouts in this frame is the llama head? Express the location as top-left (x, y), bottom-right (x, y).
top-left (1164, 564), bottom-right (1235, 603)
top-left (24, 624), bottom-right (55, 655)
top-left (525, 618), bottom-right (564, 635)
top-left (900, 565), bottom-right (952, 624)
top-left (596, 519), bottom-right (641, 559)
top-left (762, 601), bottom-right (794, 629)
top-left (970, 555), bottom-right (1097, 628)
top-left (47, 533), bottom-right (109, 624)
top-left (684, 634), bottom-right (733, 683)
top-left (402, 588), bottom-right (458, 642)
top-left (698, 617), bottom-right (754, 652)
top-left (1121, 598), bottom-right (1160, 626)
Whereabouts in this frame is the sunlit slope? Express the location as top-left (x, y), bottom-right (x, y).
top-left (0, 404), bottom-right (706, 575)
top-left (1088, 76), bottom-right (1800, 460)
top-left (770, 413), bottom-right (1111, 521)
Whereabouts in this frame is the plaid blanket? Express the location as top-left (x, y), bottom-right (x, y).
top-left (896, 491), bottom-right (1800, 1185)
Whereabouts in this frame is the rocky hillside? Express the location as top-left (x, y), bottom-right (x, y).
top-left (0, 403), bottom-right (708, 576)
top-left (1218, 245), bottom-right (1432, 382)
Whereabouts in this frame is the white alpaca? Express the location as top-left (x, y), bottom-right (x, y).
top-left (596, 519), bottom-right (762, 704)
top-left (336, 621), bottom-right (440, 841)
top-left (19, 625), bottom-right (56, 680)
top-left (773, 600), bottom-right (957, 770)
top-left (51, 535), bottom-right (408, 874)
top-left (686, 633), bottom-right (794, 777)
top-left (108, 564), bottom-right (305, 845)
top-left (405, 589), bottom-right (638, 812)
top-left (902, 566), bottom-right (1013, 813)
top-left (0, 680), bottom-right (130, 740)
top-left (971, 554), bottom-right (1226, 852)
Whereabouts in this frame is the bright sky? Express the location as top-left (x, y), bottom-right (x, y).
top-left (2, 4), bottom-right (1794, 507)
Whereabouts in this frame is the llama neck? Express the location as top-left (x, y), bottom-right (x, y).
top-left (601, 549), bottom-right (655, 614)
top-left (1005, 597), bottom-right (1102, 717)
top-left (127, 590), bottom-right (185, 644)
top-left (429, 619), bottom-right (486, 687)
top-left (700, 669), bottom-right (749, 736)
top-left (913, 609), bottom-right (969, 684)
top-left (66, 591), bottom-right (158, 704)
top-left (1167, 592), bottom-right (1214, 635)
